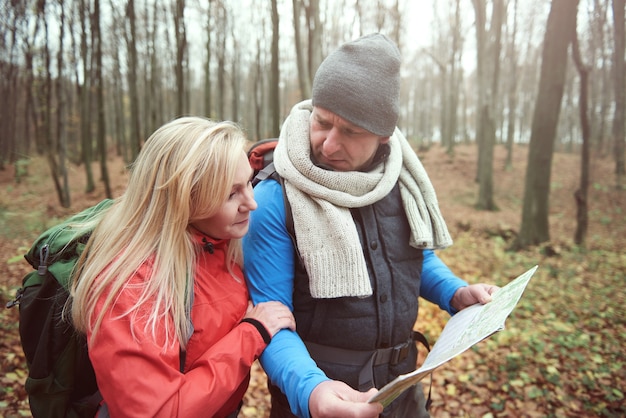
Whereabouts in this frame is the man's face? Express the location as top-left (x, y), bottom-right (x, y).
top-left (309, 107), bottom-right (389, 172)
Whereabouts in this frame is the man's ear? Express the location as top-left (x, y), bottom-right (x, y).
top-left (380, 136), bottom-right (390, 144)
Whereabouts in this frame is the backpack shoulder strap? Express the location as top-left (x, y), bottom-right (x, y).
top-left (252, 163), bottom-right (297, 254)
top-left (252, 161), bottom-right (279, 187)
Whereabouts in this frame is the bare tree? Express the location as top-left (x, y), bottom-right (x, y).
top-left (23, 0), bottom-right (42, 160)
top-left (0, 22), bottom-right (12, 168)
top-left (270, 0), bottom-right (280, 136)
top-left (438, 0), bottom-right (463, 154)
top-left (292, 0), bottom-right (308, 98)
top-left (0, 1), bottom-right (28, 170)
top-left (504, 0), bottom-right (519, 170)
top-left (78, 0), bottom-right (95, 193)
top-left (231, 34), bottom-right (240, 122)
top-left (204, 2), bottom-right (213, 118)
top-left (126, 0), bottom-right (141, 161)
top-left (290, 0), bottom-right (323, 101)
top-left (306, 0), bottom-right (323, 92)
top-left (389, 0), bottom-right (401, 45)
top-left (146, 0), bottom-right (163, 135)
top-left (514, 0), bottom-right (579, 249)
top-left (108, 0), bottom-right (127, 160)
top-left (40, 0), bottom-right (53, 161)
top-left (253, 36), bottom-right (264, 141)
top-left (93, 0), bottom-right (110, 198)
top-left (174, 0), bottom-right (187, 117)
top-left (572, 14), bottom-right (591, 246)
top-left (215, 3), bottom-right (227, 120)
top-left (472, 0), bottom-right (504, 211)
top-left (55, 0), bottom-right (71, 207)
top-left (612, 0), bottom-right (625, 187)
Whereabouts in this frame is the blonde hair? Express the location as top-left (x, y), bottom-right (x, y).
top-left (70, 117), bottom-right (248, 349)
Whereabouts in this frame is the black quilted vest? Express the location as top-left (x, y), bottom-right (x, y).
top-left (292, 182), bottom-right (424, 390)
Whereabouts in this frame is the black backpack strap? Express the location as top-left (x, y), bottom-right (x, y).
top-left (276, 175), bottom-right (296, 253)
top-left (411, 330), bottom-right (430, 351)
top-left (412, 331), bottom-right (433, 410)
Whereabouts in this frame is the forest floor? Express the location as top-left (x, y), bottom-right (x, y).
top-left (0, 143), bottom-right (624, 417)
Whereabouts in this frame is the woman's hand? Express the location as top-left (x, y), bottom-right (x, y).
top-left (244, 301), bottom-right (296, 337)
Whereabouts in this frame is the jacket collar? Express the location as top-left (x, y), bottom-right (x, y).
top-left (189, 227), bottom-right (227, 255)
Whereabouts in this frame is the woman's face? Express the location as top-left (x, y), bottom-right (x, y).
top-left (191, 151), bottom-right (257, 240)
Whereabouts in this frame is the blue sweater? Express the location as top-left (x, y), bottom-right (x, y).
top-left (243, 179), bottom-right (467, 418)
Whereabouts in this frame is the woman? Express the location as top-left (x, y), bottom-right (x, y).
top-left (69, 117), bottom-right (295, 417)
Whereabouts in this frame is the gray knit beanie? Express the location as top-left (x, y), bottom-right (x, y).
top-left (311, 33), bottom-right (401, 137)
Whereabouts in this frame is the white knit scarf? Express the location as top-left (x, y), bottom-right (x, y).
top-left (274, 100), bottom-right (452, 298)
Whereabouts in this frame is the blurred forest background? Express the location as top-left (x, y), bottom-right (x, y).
top-left (0, 0), bottom-right (625, 416)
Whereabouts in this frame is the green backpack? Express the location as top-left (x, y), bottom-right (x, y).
top-left (7, 199), bottom-right (114, 418)
top-left (7, 199), bottom-right (194, 418)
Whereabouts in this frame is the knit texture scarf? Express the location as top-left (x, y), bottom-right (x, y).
top-left (274, 100), bottom-right (452, 298)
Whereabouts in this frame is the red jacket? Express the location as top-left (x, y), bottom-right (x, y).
top-left (87, 230), bottom-right (266, 417)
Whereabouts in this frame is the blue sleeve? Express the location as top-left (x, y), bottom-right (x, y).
top-left (420, 249), bottom-right (468, 315)
top-left (243, 179), bottom-right (328, 418)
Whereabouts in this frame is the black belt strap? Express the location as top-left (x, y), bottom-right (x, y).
top-left (304, 338), bottom-right (412, 369)
top-left (304, 330), bottom-right (431, 390)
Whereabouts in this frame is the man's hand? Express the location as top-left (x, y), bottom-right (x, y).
top-left (309, 380), bottom-right (383, 418)
top-left (450, 283), bottom-right (499, 311)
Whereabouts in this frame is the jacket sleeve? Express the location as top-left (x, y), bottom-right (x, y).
top-left (88, 271), bottom-right (268, 418)
top-left (243, 179), bottom-right (328, 418)
top-left (420, 249), bottom-right (468, 315)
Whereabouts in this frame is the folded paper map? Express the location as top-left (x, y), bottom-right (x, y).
top-left (369, 265), bottom-right (538, 407)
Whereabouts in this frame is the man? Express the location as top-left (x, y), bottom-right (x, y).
top-left (243, 33), bottom-right (498, 418)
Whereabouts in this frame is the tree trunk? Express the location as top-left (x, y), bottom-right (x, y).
top-left (106, 0), bottom-right (126, 160)
top-left (504, 0), bottom-right (519, 170)
top-left (307, 0), bottom-right (323, 88)
top-left (55, 0), bottom-right (70, 207)
top-left (78, 0), bottom-right (95, 193)
top-left (430, 0), bottom-right (462, 154)
top-left (24, 17), bottom-right (41, 162)
top-left (0, 12), bottom-right (16, 170)
top-left (270, 0), bottom-right (280, 136)
top-left (126, 0), bottom-right (141, 161)
top-left (174, 0), bottom-right (186, 117)
top-left (612, 0), bottom-right (625, 186)
top-left (204, 3), bottom-right (212, 118)
top-left (145, 0), bottom-right (161, 135)
top-left (42, 5), bottom-right (64, 202)
top-left (253, 37), bottom-right (263, 141)
top-left (292, 0), bottom-right (311, 99)
top-left (445, 0), bottom-right (462, 156)
top-left (93, 0), bottom-right (110, 198)
top-left (473, 0), bottom-right (486, 180)
top-left (572, 19), bottom-right (590, 246)
top-left (216, 4), bottom-right (226, 120)
top-left (474, 0), bottom-right (503, 211)
top-left (231, 37), bottom-right (240, 121)
top-left (514, 0), bottom-right (579, 249)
